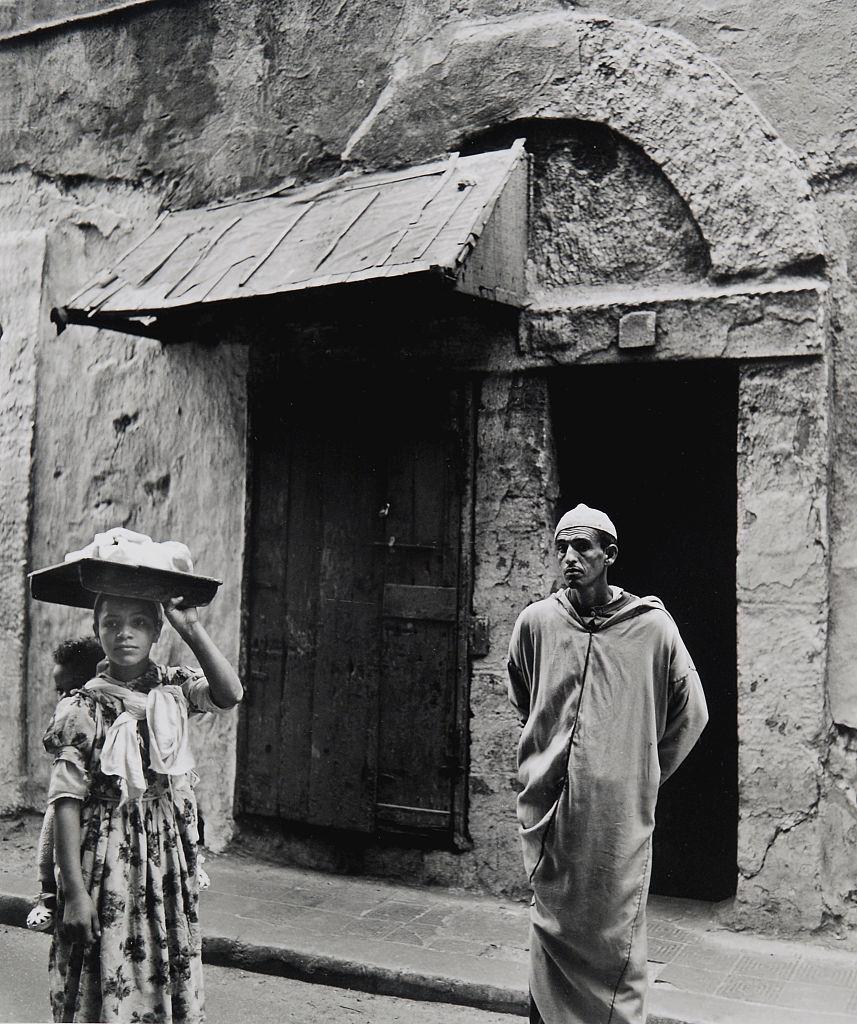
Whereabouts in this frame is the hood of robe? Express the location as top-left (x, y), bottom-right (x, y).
top-left (553, 587), bottom-right (667, 631)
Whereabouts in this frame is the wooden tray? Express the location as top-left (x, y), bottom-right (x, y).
top-left (28, 558), bottom-right (222, 610)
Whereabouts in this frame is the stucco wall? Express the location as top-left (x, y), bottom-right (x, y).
top-left (25, 325), bottom-right (248, 848)
top-left (1, 1), bottom-right (853, 196)
top-left (821, 182), bottom-right (857, 728)
top-left (509, 120), bottom-right (709, 292)
top-left (0, 171), bottom-right (248, 844)
top-left (0, 231), bottom-right (45, 811)
top-left (468, 372), bottom-right (559, 895)
top-left (734, 359), bottom-right (831, 934)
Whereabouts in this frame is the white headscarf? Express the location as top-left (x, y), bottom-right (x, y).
top-left (84, 678), bottom-right (195, 805)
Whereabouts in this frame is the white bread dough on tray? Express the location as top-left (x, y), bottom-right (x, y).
top-left (64, 527), bottom-right (194, 574)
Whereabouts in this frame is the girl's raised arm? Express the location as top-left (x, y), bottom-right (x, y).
top-left (163, 599), bottom-right (243, 709)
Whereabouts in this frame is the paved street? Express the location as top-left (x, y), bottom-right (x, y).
top-left (0, 925), bottom-right (515, 1024)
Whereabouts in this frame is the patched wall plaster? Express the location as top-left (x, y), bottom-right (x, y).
top-left (734, 359), bottom-right (830, 933)
top-left (0, 231), bottom-right (45, 812)
top-left (25, 327), bottom-right (249, 849)
top-left (468, 372), bottom-right (560, 895)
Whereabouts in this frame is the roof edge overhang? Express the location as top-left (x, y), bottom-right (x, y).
top-left (53, 141), bottom-right (529, 340)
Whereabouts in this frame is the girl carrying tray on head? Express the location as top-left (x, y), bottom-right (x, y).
top-left (39, 532), bottom-right (242, 1024)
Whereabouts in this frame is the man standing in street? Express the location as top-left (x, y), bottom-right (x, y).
top-left (508, 503), bottom-right (708, 1024)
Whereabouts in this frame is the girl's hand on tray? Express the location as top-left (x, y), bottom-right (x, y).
top-left (163, 596), bottom-right (200, 637)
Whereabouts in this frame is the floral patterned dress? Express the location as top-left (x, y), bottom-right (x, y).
top-left (43, 663), bottom-right (224, 1024)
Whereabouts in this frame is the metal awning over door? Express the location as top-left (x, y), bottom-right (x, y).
top-left (52, 142), bottom-right (528, 339)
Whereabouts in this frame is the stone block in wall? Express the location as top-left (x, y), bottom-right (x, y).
top-left (735, 816), bottom-right (825, 933)
top-left (471, 372), bottom-right (560, 670)
top-left (734, 358), bottom-right (830, 931)
top-left (521, 280), bottom-right (825, 367)
top-left (467, 372), bottom-right (558, 895)
top-left (818, 728), bottom-right (857, 937)
top-left (823, 188), bottom-right (857, 730)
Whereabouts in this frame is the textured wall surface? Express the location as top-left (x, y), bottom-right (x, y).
top-left (734, 360), bottom-right (831, 934)
top-left (576, 0), bottom-right (857, 173)
top-left (523, 280), bottom-right (826, 366)
top-left (513, 121), bottom-right (709, 293)
top-left (0, 231), bottom-right (45, 811)
top-left (345, 10), bottom-right (821, 277)
top-left (0, 1), bottom-right (831, 263)
top-left (24, 324), bottom-right (248, 848)
top-left (822, 183), bottom-right (857, 728)
top-left (468, 373), bottom-right (560, 895)
top-left (0, 0), bottom-right (852, 199)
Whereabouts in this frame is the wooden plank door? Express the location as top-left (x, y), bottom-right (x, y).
top-left (238, 367), bottom-right (325, 823)
top-left (239, 362), bottom-right (472, 840)
top-left (305, 422), bottom-right (385, 831)
top-left (375, 388), bottom-right (469, 834)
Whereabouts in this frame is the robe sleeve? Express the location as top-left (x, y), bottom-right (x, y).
top-left (43, 693), bottom-right (96, 805)
top-left (507, 612), bottom-right (534, 726)
top-left (657, 626), bottom-right (708, 786)
top-left (169, 665), bottom-right (231, 714)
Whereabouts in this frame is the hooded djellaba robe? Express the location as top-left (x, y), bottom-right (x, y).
top-left (508, 587), bottom-right (708, 1024)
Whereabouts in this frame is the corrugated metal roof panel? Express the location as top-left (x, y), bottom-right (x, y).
top-left (61, 143), bottom-right (526, 325)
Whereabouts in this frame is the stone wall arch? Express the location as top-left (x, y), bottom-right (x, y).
top-left (343, 10), bottom-right (823, 280)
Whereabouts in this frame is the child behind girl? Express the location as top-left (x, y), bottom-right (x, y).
top-left (27, 637), bottom-right (104, 932)
top-left (44, 592), bottom-right (242, 1023)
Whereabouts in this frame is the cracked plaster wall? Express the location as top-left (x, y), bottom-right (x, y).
top-left (815, 180), bottom-right (857, 939)
top-left (734, 360), bottom-right (832, 935)
top-left (0, 231), bottom-right (45, 811)
top-left (344, 9), bottom-right (821, 278)
top-left (822, 184), bottom-right (857, 729)
top-left (0, 177), bottom-right (248, 850)
top-left (467, 373), bottom-right (559, 896)
top-left (23, 325), bottom-right (248, 851)
top-left (482, 120), bottom-right (710, 295)
top-left (0, 2), bottom-right (836, 243)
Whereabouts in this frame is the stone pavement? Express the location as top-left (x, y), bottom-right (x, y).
top-left (2, 818), bottom-right (857, 1023)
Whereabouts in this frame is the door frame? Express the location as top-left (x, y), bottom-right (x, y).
top-left (451, 379), bottom-right (478, 850)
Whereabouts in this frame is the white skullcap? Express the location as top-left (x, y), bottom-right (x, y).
top-left (554, 503), bottom-right (618, 542)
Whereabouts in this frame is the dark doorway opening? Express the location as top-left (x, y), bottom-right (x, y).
top-left (551, 361), bottom-right (738, 901)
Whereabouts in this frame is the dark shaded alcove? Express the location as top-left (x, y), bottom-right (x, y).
top-left (551, 360), bottom-right (738, 901)
top-left (462, 118), bottom-right (711, 289)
